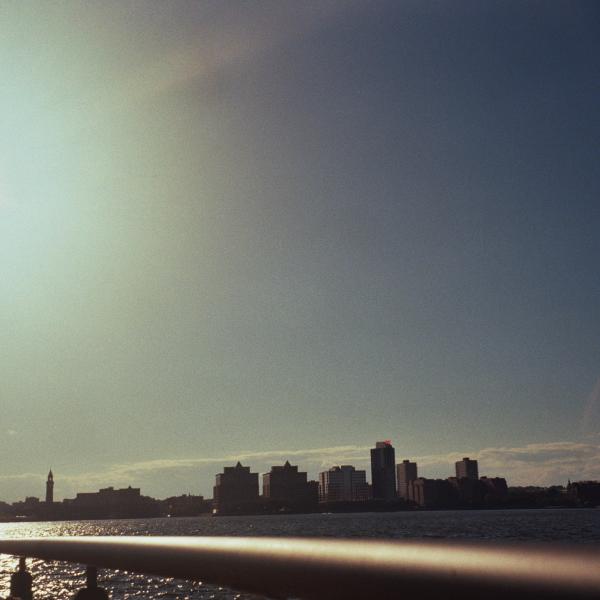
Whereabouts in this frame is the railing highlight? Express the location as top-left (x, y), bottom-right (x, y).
top-left (1, 536), bottom-right (600, 599)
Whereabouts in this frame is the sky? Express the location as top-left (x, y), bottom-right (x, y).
top-left (1, 1), bottom-right (599, 502)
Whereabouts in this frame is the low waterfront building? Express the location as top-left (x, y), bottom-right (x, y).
top-left (63, 486), bottom-right (160, 519)
top-left (448, 477), bottom-right (485, 505)
top-left (480, 477), bottom-right (508, 501)
top-left (567, 480), bottom-right (600, 506)
top-left (161, 494), bottom-right (211, 517)
top-left (409, 478), bottom-right (457, 508)
top-left (11, 497), bottom-right (40, 518)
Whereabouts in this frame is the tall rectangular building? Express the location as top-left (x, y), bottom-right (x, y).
top-left (455, 457), bottom-right (479, 480)
top-left (318, 466), bottom-right (370, 502)
top-left (262, 461), bottom-right (315, 508)
top-left (213, 462), bottom-right (259, 514)
top-left (396, 460), bottom-right (417, 499)
top-left (370, 441), bottom-right (397, 500)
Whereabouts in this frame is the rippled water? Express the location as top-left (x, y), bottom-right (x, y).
top-left (2, 509), bottom-right (600, 599)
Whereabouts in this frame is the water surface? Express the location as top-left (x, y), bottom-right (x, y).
top-left (1, 509), bottom-right (599, 599)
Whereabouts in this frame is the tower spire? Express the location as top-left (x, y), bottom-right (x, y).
top-left (46, 469), bottom-right (54, 503)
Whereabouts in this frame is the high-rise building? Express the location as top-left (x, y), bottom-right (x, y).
top-left (262, 461), bottom-right (315, 508)
top-left (455, 457), bottom-right (479, 480)
top-left (318, 466), bottom-right (370, 502)
top-left (213, 462), bottom-right (259, 514)
top-left (45, 469), bottom-right (54, 504)
top-left (370, 441), bottom-right (396, 500)
top-left (396, 460), bottom-right (417, 499)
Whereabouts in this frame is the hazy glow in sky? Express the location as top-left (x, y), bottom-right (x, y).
top-left (1, 1), bottom-right (599, 501)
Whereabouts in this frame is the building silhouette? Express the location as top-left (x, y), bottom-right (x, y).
top-left (45, 469), bottom-right (54, 504)
top-left (12, 496), bottom-right (41, 516)
top-left (318, 466), bottom-right (370, 502)
top-left (567, 481), bottom-right (600, 506)
top-left (262, 461), bottom-right (316, 509)
top-left (63, 486), bottom-right (159, 519)
top-left (370, 441), bottom-right (396, 500)
top-left (409, 478), bottom-right (457, 508)
top-left (307, 480), bottom-right (320, 505)
top-left (213, 462), bottom-right (259, 514)
top-left (480, 477), bottom-right (508, 501)
top-left (455, 457), bottom-right (479, 480)
top-left (448, 476), bottom-right (484, 505)
top-left (161, 494), bottom-right (210, 517)
top-left (396, 460), bottom-right (417, 500)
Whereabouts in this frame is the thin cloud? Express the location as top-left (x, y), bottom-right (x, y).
top-left (4, 440), bottom-right (600, 502)
top-left (0, 473), bottom-right (44, 482)
top-left (60, 445), bottom-right (372, 484)
top-left (57, 440), bottom-right (600, 490)
top-left (414, 441), bottom-right (600, 486)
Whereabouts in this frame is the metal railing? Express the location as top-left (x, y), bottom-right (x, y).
top-left (1, 536), bottom-right (600, 599)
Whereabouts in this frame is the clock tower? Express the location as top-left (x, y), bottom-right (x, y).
top-left (45, 469), bottom-right (54, 504)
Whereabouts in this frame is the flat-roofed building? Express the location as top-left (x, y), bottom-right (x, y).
top-left (396, 460), bottom-right (418, 499)
top-left (262, 461), bottom-right (316, 509)
top-left (71, 486), bottom-right (141, 508)
top-left (455, 457), bottom-right (479, 480)
top-left (409, 478), bottom-right (457, 508)
top-left (480, 477), bottom-right (508, 501)
top-left (319, 465), bottom-right (370, 502)
top-left (213, 462), bottom-right (259, 514)
top-left (568, 481), bottom-right (600, 506)
top-left (370, 441), bottom-right (397, 500)
top-left (61, 486), bottom-right (159, 518)
top-left (162, 494), bottom-right (210, 517)
top-left (448, 477), bottom-right (485, 505)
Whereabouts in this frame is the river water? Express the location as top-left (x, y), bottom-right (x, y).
top-left (1, 509), bottom-right (600, 599)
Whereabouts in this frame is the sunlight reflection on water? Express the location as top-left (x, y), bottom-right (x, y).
top-left (2, 510), bottom-right (600, 600)
top-left (0, 521), bottom-right (255, 600)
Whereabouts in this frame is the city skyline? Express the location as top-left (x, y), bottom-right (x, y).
top-left (23, 440), bottom-right (600, 517)
top-left (7, 439), bottom-right (600, 517)
top-left (1, 2), bottom-right (599, 505)
top-left (1, 442), bottom-right (507, 510)
top-left (1, 436), bottom-right (598, 503)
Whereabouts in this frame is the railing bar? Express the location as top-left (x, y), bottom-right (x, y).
top-left (0, 536), bottom-right (599, 600)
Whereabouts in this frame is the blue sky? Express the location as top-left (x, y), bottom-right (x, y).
top-left (1, 1), bottom-right (599, 501)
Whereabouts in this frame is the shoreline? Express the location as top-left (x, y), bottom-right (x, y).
top-left (0, 503), bottom-right (590, 524)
